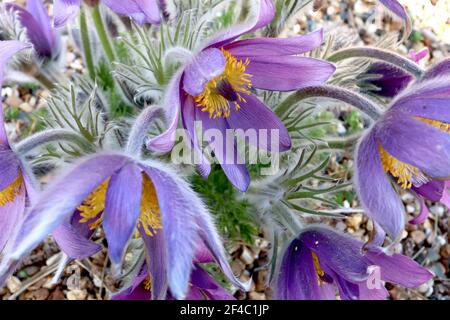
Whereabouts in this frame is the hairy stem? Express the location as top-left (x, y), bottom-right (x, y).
top-left (126, 106), bottom-right (163, 156)
top-left (15, 129), bottom-right (93, 154)
top-left (80, 7), bottom-right (96, 80)
top-left (328, 47), bottom-right (424, 78)
top-left (275, 85), bottom-right (383, 121)
top-left (91, 5), bottom-right (116, 62)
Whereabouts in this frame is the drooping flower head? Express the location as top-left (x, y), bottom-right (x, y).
top-left (0, 40), bottom-right (35, 256)
top-left (148, 0), bottom-right (335, 191)
top-left (53, 0), bottom-right (162, 28)
top-left (113, 248), bottom-right (235, 300)
top-left (6, 0), bottom-right (60, 59)
top-left (275, 225), bottom-right (432, 300)
top-left (355, 59), bottom-right (450, 239)
top-left (6, 152), bottom-right (247, 299)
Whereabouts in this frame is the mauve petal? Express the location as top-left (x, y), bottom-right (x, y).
top-left (275, 239), bottom-right (321, 300)
top-left (113, 281), bottom-right (152, 300)
top-left (329, 271), bottom-right (359, 300)
top-left (409, 196), bottom-right (429, 225)
top-left (53, 0), bottom-right (80, 28)
top-left (196, 107), bottom-right (250, 192)
top-left (10, 153), bottom-right (129, 260)
top-left (423, 59), bottom-right (450, 80)
top-left (104, 163), bottom-right (142, 265)
top-left (365, 249), bottom-right (433, 288)
top-left (102, 0), bottom-right (161, 25)
top-left (181, 96), bottom-right (211, 178)
top-left (378, 0), bottom-right (408, 21)
top-left (0, 149), bottom-right (20, 191)
top-left (189, 267), bottom-right (235, 300)
top-left (224, 29), bottom-right (324, 57)
top-left (243, 56), bottom-right (335, 92)
top-left (147, 71), bottom-right (183, 152)
top-left (363, 62), bottom-right (413, 98)
top-left (26, 0), bottom-right (55, 56)
top-left (0, 41), bottom-right (32, 144)
top-left (0, 181), bottom-right (25, 252)
top-left (141, 226), bottom-right (168, 300)
top-left (355, 130), bottom-right (406, 239)
top-left (52, 220), bottom-right (102, 259)
top-left (142, 164), bottom-right (199, 299)
top-left (194, 243), bottom-right (215, 264)
top-left (377, 111), bottom-right (450, 179)
top-left (412, 180), bottom-right (444, 202)
top-left (298, 226), bottom-right (369, 283)
top-left (204, 0), bottom-right (275, 49)
top-left (357, 282), bottom-right (389, 300)
top-left (226, 93), bottom-right (291, 152)
top-left (183, 48), bottom-right (225, 97)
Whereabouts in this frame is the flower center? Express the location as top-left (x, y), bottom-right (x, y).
top-left (194, 49), bottom-right (252, 119)
top-left (78, 174), bottom-right (162, 236)
top-left (0, 175), bottom-right (23, 206)
top-left (378, 144), bottom-right (427, 189)
top-left (311, 251), bottom-right (326, 286)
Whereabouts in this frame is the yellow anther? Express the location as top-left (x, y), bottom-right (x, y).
top-left (0, 175), bottom-right (23, 206)
top-left (78, 178), bottom-right (110, 229)
top-left (311, 251), bottom-right (326, 286)
top-left (137, 174), bottom-right (162, 237)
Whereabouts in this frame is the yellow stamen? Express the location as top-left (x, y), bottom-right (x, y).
top-left (78, 178), bottom-right (110, 229)
top-left (416, 116), bottom-right (450, 133)
top-left (0, 175), bottom-right (23, 206)
top-left (378, 144), bottom-right (423, 189)
top-left (137, 174), bottom-right (162, 237)
top-left (143, 276), bottom-right (152, 291)
top-left (194, 48), bottom-right (252, 119)
top-left (311, 252), bottom-right (325, 286)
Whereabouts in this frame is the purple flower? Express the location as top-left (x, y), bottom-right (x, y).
top-left (53, 0), bottom-right (161, 28)
top-left (7, 152), bottom-right (247, 299)
top-left (0, 40), bottom-right (35, 255)
top-left (378, 0), bottom-right (410, 34)
top-left (355, 59), bottom-right (450, 239)
top-left (114, 249), bottom-right (235, 300)
top-left (6, 0), bottom-right (60, 59)
top-left (148, 0), bottom-right (335, 191)
top-left (275, 225), bottom-right (432, 300)
top-left (360, 48), bottom-right (428, 98)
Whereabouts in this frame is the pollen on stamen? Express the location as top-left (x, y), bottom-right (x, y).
top-left (137, 174), bottom-right (162, 237)
top-left (415, 116), bottom-right (450, 133)
top-left (193, 49), bottom-right (252, 119)
top-left (378, 144), bottom-right (426, 189)
top-left (78, 178), bottom-right (110, 229)
top-left (311, 251), bottom-right (326, 286)
top-left (0, 175), bottom-right (23, 206)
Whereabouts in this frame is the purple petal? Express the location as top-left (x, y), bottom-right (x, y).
top-left (182, 48), bottom-right (226, 97)
top-left (298, 226), bottom-right (369, 283)
top-left (188, 267), bottom-right (235, 300)
top-left (142, 164), bottom-right (199, 299)
top-left (378, 0), bottom-right (410, 34)
top-left (409, 196), bottom-right (429, 225)
top-left (10, 153), bottom-right (130, 260)
top-left (357, 281), bottom-right (389, 300)
top-left (196, 108), bottom-right (250, 192)
top-left (104, 163), bottom-right (142, 265)
top-left (224, 29), bottom-right (324, 57)
top-left (377, 110), bottom-right (450, 179)
top-left (181, 96), bottom-right (211, 178)
top-left (26, 0), bottom-right (56, 56)
top-left (226, 93), bottom-right (291, 152)
top-left (204, 0), bottom-right (275, 49)
top-left (52, 219), bottom-right (102, 259)
top-left (102, 0), bottom-right (161, 25)
top-left (0, 180), bottom-right (25, 252)
top-left (53, 0), bottom-right (81, 28)
top-left (355, 131), bottom-right (405, 239)
top-left (147, 71), bottom-right (183, 152)
top-left (141, 227), bottom-right (168, 300)
top-left (0, 149), bottom-right (20, 191)
top-left (365, 248), bottom-right (433, 288)
top-left (364, 62), bottom-right (413, 98)
top-left (412, 180), bottom-right (444, 202)
top-left (243, 56), bottom-right (335, 92)
top-left (423, 58), bottom-right (450, 80)
top-left (275, 239), bottom-right (322, 300)
top-left (0, 41), bottom-right (32, 144)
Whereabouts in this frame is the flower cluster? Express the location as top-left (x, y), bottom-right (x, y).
top-left (0, 0), bottom-right (444, 301)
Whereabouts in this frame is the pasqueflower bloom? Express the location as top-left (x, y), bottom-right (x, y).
top-left (148, 0), bottom-right (335, 191)
top-left (355, 59), bottom-right (450, 239)
top-left (8, 152), bottom-right (246, 299)
top-left (6, 0), bottom-right (60, 59)
top-left (114, 249), bottom-right (235, 300)
top-left (275, 225), bottom-right (432, 300)
top-left (0, 40), bottom-right (35, 255)
top-left (53, 0), bottom-right (161, 27)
